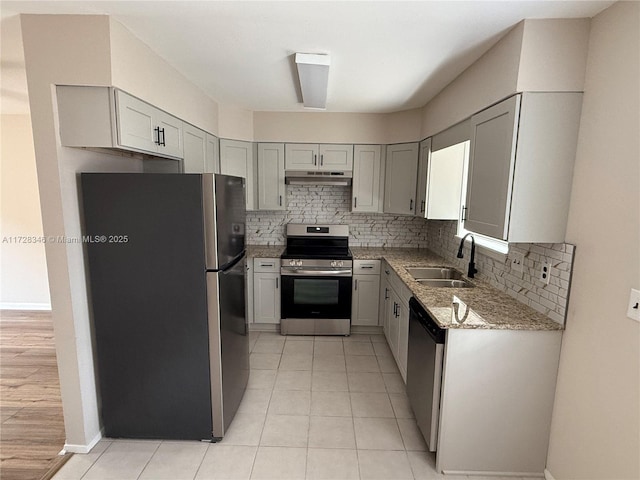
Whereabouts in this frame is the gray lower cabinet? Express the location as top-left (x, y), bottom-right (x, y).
top-left (380, 261), bottom-right (410, 382)
top-left (351, 260), bottom-right (381, 326)
top-left (253, 258), bottom-right (280, 324)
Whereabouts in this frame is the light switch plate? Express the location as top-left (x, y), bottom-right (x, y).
top-left (627, 289), bottom-right (640, 322)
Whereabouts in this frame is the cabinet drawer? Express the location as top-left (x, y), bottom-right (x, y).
top-left (354, 260), bottom-right (381, 275)
top-left (254, 258), bottom-right (280, 273)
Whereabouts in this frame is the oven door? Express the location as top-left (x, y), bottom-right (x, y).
top-left (280, 270), bottom-right (352, 319)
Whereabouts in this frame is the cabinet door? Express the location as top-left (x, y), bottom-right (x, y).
top-left (156, 110), bottom-right (183, 159)
top-left (257, 143), bottom-right (286, 210)
top-left (220, 139), bottom-right (255, 210)
top-left (352, 145), bottom-right (382, 212)
top-left (427, 142), bottom-right (466, 220)
top-left (115, 90), bottom-right (157, 154)
top-left (285, 144), bottom-right (318, 170)
top-left (254, 273), bottom-right (280, 324)
top-left (415, 138), bottom-right (431, 217)
top-left (352, 274), bottom-right (381, 326)
top-left (246, 260), bottom-right (254, 324)
top-left (318, 144), bottom-right (353, 171)
top-left (384, 143), bottom-right (419, 215)
top-left (397, 300), bottom-right (409, 382)
top-left (183, 123), bottom-right (207, 173)
top-left (465, 95), bottom-right (520, 239)
top-left (205, 134), bottom-right (220, 174)
top-left (388, 288), bottom-right (401, 359)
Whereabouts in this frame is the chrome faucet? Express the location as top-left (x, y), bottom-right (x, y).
top-left (457, 233), bottom-right (477, 278)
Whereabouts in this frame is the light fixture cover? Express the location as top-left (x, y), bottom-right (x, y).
top-left (295, 53), bottom-right (330, 110)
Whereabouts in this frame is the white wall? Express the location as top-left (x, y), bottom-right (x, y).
top-left (0, 114), bottom-right (50, 309)
top-left (546, 2), bottom-right (639, 479)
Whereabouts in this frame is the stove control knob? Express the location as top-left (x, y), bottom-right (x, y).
top-left (337, 261), bottom-right (344, 268)
top-left (289, 260), bottom-right (296, 266)
top-left (330, 261), bottom-right (337, 267)
top-left (296, 260), bottom-right (303, 267)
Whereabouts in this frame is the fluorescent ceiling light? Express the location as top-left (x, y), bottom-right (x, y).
top-left (295, 53), bottom-right (330, 110)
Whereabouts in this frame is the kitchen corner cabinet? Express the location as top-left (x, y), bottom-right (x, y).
top-left (465, 92), bottom-right (582, 243)
top-left (352, 145), bottom-right (383, 213)
top-left (253, 258), bottom-right (281, 324)
top-left (380, 261), bottom-right (411, 382)
top-left (220, 139), bottom-right (257, 210)
top-left (384, 143), bottom-right (419, 215)
top-left (351, 260), bottom-right (381, 326)
top-left (257, 143), bottom-right (286, 210)
top-left (57, 86), bottom-right (184, 159)
top-left (285, 144), bottom-right (353, 171)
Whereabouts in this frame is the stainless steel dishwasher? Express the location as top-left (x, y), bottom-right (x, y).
top-left (407, 297), bottom-right (446, 452)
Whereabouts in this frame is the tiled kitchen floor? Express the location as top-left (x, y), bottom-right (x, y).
top-left (53, 333), bottom-right (529, 480)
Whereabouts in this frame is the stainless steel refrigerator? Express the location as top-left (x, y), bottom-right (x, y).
top-left (81, 173), bottom-right (248, 441)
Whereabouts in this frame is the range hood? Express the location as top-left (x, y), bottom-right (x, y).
top-left (285, 170), bottom-right (352, 186)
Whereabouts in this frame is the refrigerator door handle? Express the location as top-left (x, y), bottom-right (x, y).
top-left (213, 251), bottom-right (245, 273)
top-left (202, 174), bottom-right (218, 270)
top-left (206, 271), bottom-right (224, 438)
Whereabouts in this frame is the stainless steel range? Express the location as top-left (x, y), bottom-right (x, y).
top-left (280, 224), bottom-right (353, 336)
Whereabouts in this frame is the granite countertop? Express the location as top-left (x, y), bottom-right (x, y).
top-left (246, 244), bottom-right (285, 259)
top-left (351, 247), bottom-right (563, 331)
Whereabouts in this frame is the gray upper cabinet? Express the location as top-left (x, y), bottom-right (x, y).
top-left (465, 93), bottom-right (582, 243)
top-left (384, 143), bottom-right (419, 215)
top-left (205, 134), bottom-right (220, 174)
top-left (425, 142), bottom-right (466, 220)
top-left (257, 143), bottom-right (286, 211)
top-left (285, 143), bottom-right (353, 171)
top-left (415, 139), bottom-right (431, 217)
top-left (220, 139), bottom-right (257, 210)
top-left (352, 145), bottom-right (382, 213)
top-left (182, 123), bottom-right (207, 173)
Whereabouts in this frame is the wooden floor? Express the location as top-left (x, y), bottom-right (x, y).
top-left (1, 310), bottom-right (70, 480)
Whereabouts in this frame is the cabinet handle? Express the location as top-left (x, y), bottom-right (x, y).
top-left (313, 154), bottom-right (317, 166)
top-left (354, 197), bottom-right (357, 208)
top-left (409, 199), bottom-right (413, 211)
top-left (462, 205), bottom-right (467, 221)
top-left (261, 263), bottom-right (274, 267)
top-left (276, 277), bottom-right (279, 289)
top-left (385, 269), bottom-right (389, 275)
top-left (361, 265), bottom-right (373, 269)
top-left (158, 127), bottom-right (166, 147)
top-left (420, 200), bottom-right (425, 213)
top-left (354, 279), bottom-right (358, 291)
top-left (279, 195), bottom-right (282, 206)
top-left (384, 288), bottom-right (389, 300)
top-left (154, 126), bottom-right (161, 145)
top-left (320, 154), bottom-right (324, 166)
top-left (393, 302), bottom-right (397, 316)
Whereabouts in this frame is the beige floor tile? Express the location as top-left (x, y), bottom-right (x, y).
top-left (375, 355), bottom-right (400, 374)
top-left (347, 372), bottom-right (386, 392)
top-left (313, 341), bottom-right (344, 356)
top-left (195, 445), bottom-right (257, 480)
top-left (397, 418), bottom-right (428, 451)
top-left (350, 392), bottom-right (394, 418)
top-left (311, 390), bottom-right (353, 417)
top-left (260, 414), bottom-right (309, 447)
top-left (283, 340), bottom-right (314, 355)
top-left (284, 335), bottom-right (313, 341)
top-left (139, 441), bottom-right (208, 480)
top-left (358, 450), bottom-right (414, 479)
top-left (346, 355), bottom-right (380, 373)
top-left (250, 353), bottom-right (281, 370)
top-left (252, 338), bottom-right (285, 354)
top-left (307, 416), bottom-right (356, 449)
top-left (344, 342), bottom-right (375, 356)
top-left (343, 334), bottom-right (371, 343)
top-left (238, 389), bottom-right (272, 415)
top-left (313, 354), bottom-right (346, 372)
top-left (248, 370), bottom-right (277, 390)
top-left (311, 371), bottom-right (349, 392)
top-left (389, 393), bottom-right (415, 419)
top-left (372, 341), bottom-right (393, 357)
top-left (370, 334), bottom-right (387, 343)
top-left (82, 441), bottom-right (159, 480)
top-left (52, 453), bottom-right (102, 480)
top-left (314, 335), bottom-right (343, 342)
top-left (268, 390), bottom-right (311, 415)
top-left (306, 448), bottom-right (359, 480)
top-left (274, 370), bottom-right (312, 391)
top-left (89, 439), bottom-right (113, 454)
top-left (353, 417), bottom-right (404, 450)
top-left (250, 446), bottom-right (307, 480)
top-left (406, 451), bottom-right (469, 479)
top-left (278, 354), bottom-right (313, 371)
top-left (219, 413), bottom-right (265, 446)
top-left (249, 333), bottom-right (259, 353)
top-left (382, 373), bottom-right (405, 393)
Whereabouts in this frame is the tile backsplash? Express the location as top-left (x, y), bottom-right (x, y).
top-left (425, 220), bottom-right (575, 325)
top-left (246, 185), bottom-right (430, 247)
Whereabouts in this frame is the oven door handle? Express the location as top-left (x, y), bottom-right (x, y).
top-left (281, 269), bottom-right (352, 276)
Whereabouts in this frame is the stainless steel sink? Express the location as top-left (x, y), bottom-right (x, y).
top-left (416, 278), bottom-right (474, 288)
top-left (405, 267), bottom-right (474, 288)
top-left (405, 267), bottom-right (465, 280)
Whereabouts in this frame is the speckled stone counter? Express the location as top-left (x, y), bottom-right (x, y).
top-left (246, 244), bottom-right (285, 258)
top-left (351, 247), bottom-right (563, 331)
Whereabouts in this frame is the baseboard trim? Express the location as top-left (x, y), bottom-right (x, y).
top-left (0, 302), bottom-right (52, 311)
top-left (64, 430), bottom-right (102, 454)
top-left (544, 469), bottom-right (557, 480)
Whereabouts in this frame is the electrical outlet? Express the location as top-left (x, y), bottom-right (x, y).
top-left (539, 263), bottom-right (551, 284)
top-left (511, 252), bottom-right (524, 273)
top-left (627, 289), bottom-right (640, 322)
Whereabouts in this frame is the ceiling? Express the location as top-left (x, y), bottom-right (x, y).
top-left (1, 1), bottom-right (614, 115)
